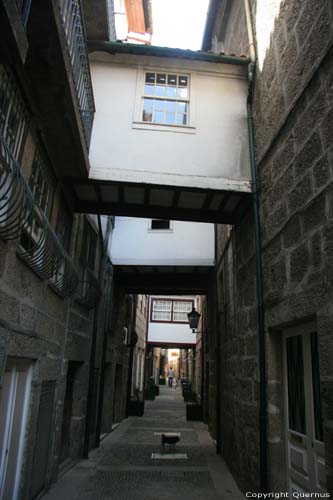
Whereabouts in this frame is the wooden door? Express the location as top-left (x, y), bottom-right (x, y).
top-left (283, 324), bottom-right (326, 493)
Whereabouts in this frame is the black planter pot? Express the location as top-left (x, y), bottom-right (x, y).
top-left (154, 385), bottom-right (159, 396)
top-left (183, 390), bottom-right (197, 403)
top-left (144, 388), bottom-right (155, 400)
top-left (128, 400), bottom-right (145, 416)
top-left (186, 403), bottom-right (203, 421)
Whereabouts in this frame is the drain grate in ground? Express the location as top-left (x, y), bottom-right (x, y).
top-left (99, 444), bottom-right (206, 467)
top-left (151, 453), bottom-right (187, 460)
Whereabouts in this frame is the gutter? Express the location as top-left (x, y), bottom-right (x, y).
top-left (88, 40), bottom-right (250, 66)
top-left (244, 0), bottom-right (268, 492)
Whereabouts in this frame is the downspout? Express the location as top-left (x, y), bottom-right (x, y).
top-left (95, 257), bottom-right (113, 447)
top-left (244, 0), bottom-right (267, 492)
top-left (83, 216), bottom-right (112, 458)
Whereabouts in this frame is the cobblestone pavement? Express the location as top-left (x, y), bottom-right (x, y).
top-left (43, 386), bottom-right (245, 500)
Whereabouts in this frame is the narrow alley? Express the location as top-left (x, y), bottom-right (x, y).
top-left (43, 385), bottom-right (244, 500)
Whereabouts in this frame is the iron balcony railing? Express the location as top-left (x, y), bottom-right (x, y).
top-left (0, 134), bottom-right (79, 298)
top-left (58, 0), bottom-right (95, 148)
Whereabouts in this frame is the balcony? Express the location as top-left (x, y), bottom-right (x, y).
top-left (21, 0), bottom-right (95, 178)
top-left (58, 0), bottom-right (95, 147)
top-left (0, 134), bottom-right (79, 298)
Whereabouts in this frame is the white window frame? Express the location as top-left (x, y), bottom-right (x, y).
top-left (151, 298), bottom-right (194, 324)
top-left (133, 67), bottom-right (196, 134)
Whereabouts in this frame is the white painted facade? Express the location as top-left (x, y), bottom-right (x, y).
top-left (147, 295), bottom-right (197, 346)
top-left (111, 217), bottom-right (214, 266)
top-left (88, 52), bottom-right (251, 192)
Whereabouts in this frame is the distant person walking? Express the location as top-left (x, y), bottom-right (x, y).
top-left (167, 367), bottom-right (174, 387)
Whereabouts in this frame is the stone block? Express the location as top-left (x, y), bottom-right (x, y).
top-left (321, 108), bottom-right (333, 152)
top-left (290, 242), bottom-right (310, 283)
top-left (265, 201), bottom-right (288, 240)
top-left (268, 257), bottom-right (287, 291)
top-left (282, 215), bottom-right (302, 249)
top-left (294, 91), bottom-right (328, 151)
top-left (295, 132), bottom-right (323, 179)
top-left (313, 153), bottom-right (331, 189)
top-left (310, 231), bottom-right (323, 270)
top-left (267, 166), bottom-right (294, 210)
top-left (288, 173), bottom-right (313, 213)
top-left (302, 191), bottom-right (326, 234)
top-left (20, 303), bottom-right (36, 332)
top-left (0, 289), bottom-right (20, 324)
top-left (272, 137), bottom-right (295, 175)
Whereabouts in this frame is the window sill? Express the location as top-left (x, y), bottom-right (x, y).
top-left (132, 121), bottom-right (196, 134)
top-left (147, 229), bottom-right (174, 233)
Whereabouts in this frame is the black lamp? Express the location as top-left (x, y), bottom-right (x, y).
top-left (187, 307), bottom-right (201, 332)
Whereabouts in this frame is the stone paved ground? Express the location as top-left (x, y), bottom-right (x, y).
top-left (43, 386), bottom-right (245, 500)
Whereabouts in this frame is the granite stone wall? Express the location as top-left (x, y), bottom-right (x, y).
top-left (211, 0), bottom-right (333, 493)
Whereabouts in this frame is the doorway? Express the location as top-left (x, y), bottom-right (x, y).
top-left (283, 323), bottom-right (326, 493)
top-left (0, 358), bottom-right (33, 500)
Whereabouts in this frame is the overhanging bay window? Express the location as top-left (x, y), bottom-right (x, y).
top-left (151, 298), bottom-right (194, 324)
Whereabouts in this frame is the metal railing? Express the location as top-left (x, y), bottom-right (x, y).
top-left (0, 134), bottom-right (79, 297)
top-left (58, 0), bottom-right (95, 148)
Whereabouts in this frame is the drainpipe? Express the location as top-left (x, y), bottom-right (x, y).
top-left (83, 216), bottom-right (112, 458)
top-left (95, 259), bottom-right (113, 447)
top-left (244, 0), bottom-right (268, 492)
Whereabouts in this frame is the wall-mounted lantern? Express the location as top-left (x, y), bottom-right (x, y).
top-left (187, 307), bottom-right (201, 333)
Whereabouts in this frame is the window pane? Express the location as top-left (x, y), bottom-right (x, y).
top-left (177, 87), bottom-right (188, 98)
top-left (153, 300), bottom-right (172, 311)
top-left (286, 335), bottom-right (306, 434)
top-left (178, 76), bottom-right (188, 87)
top-left (143, 98), bottom-right (153, 110)
top-left (156, 73), bottom-right (166, 84)
top-left (166, 112), bottom-right (175, 124)
top-left (155, 99), bottom-right (165, 112)
top-left (166, 101), bottom-right (176, 112)
top-left (154, 111), bottom-right (164, 123)
top-left (177, 101), bottom-right (188, 114)
top-left (151, 220), bottom-right (170, 230)
top-left (311, 332), bottom-right (324, 441)
top-left (166, 86), bottom-right (177, 97)
top-left (167, 75), bottom-right (177, 85)
top-left (142, 110), bottom-right (152, 122)
top-left (155, 85), bottom-right (166, 97)
top-left (144, 84), bottom-right (154, 95)
top-left (176, 114), bottom-right (187, 125)
top-left (145, 73), bottom-right (155, 83)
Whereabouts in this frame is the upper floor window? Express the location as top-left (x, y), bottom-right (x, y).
top-left (150, 219), bottom-right (171, 231)
top-left (151, 298), bottom-right (194, 323)
top-left (142, 72), bottom-right (189, 126)
top-left (80, 219), bottom-right (97, 271)
top-left (29, 144), bottom-right (55, 219)
top-left (0, 65), bottom-right (29, 161)
top-left (56, 202), bottom-right (73, 253)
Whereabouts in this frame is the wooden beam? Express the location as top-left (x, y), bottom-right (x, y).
top-left (74, 199), bottom-right (249, 224)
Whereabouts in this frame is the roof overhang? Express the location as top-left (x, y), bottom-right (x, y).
top-left (88, 40), bottom-right (251, 66)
